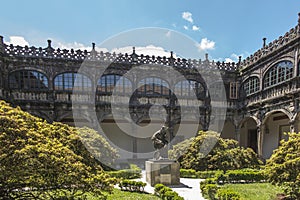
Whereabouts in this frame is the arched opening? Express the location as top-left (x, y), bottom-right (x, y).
top-left (97, 74), bottom-right (132, 94)
top-left (137, 77), bottom-right (169, 96)
top-left (9, 70), bottom-right (48, 90)
top-left (99, 114), bottom-right (162, 160)
top-left (242, 76), bottom-right (260, 96)
top-left (174, 79), bottom-right (205, 98)
top-left (262, 111), bottom-right (290, 159)
top-left (263, 61), bottom-right (293, 89)
top-left (54, 72), bottom-right (92, 91)
top-left (221, 120), bottom-right (235, 140)
top-left (239, 117), bottom-right (258, 153)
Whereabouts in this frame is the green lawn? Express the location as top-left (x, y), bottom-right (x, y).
top-left (105, 189), bottom-right (160, 200)
top-left (222, 183), bottom-right (284, 200)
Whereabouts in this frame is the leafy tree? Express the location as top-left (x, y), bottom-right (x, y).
top-left (169, 130), bottom-right (262, 171)
top-left (265, 132), bottom-right (300, 199)
top-left (0, 100), bottom-right (118, 199)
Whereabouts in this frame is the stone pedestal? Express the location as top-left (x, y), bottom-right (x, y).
top-left (145, 159), bottom-right (180, 186)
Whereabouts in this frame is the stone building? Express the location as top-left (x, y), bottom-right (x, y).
top-left (0, 13), bottom-right (299, 162)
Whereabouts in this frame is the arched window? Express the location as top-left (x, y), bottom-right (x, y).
top-left (137, 77), bottom-right (169, 95)
top-left (263, 61), bottom-right (293, 88)
top-left (243, 76), bottom-right (259, 96)
top-left (9, 70), bottom-right (48, 90)
top-left (54, 72), bottom-right (92, 91)
top-left (174, 80), bottom-right (204, 97)
top-left (97, 74), bottom-right (132, 94)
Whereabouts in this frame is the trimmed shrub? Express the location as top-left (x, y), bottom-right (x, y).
top-left (196, 170), bottom-right (222, 179)
top-left (154, 184), bottom-right (184, 200)
top-left (180, 169), bottom-right (197, 178)
top-left (118, 179), bottom-right (146, 193)
top-left (213, 169), bottom-right (265, 184)
top-left (217, 189), bottom-right (241, 200)
top-left (107, 164), bottom-right (142, 179)
top-left (200, 178), bottom-right (217, 193)
top-left (180, 169), bottom-right (222, 179)
top-left (204, 184), bottom-right (218, 200)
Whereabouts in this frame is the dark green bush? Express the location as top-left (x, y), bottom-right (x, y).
top-left (216, 189), bottom-right (241, 200)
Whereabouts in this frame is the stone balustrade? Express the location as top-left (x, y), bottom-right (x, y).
top-left (241, 23), bottom-right (300, 69)
top-left (0, 36), bottom-right (238, 72)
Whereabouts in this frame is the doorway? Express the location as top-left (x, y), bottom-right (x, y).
top-left (248, 129), bottom-right (258, 153)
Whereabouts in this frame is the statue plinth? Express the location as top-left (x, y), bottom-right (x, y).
top-left (145, 159), bottom-right (180, 186)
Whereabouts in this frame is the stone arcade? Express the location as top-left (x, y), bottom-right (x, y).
top-left (0, 13), bottom-right (300, 164)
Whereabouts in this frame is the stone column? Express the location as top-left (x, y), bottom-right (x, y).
top-left (257, 124), bottom-right (263, 158)
top-left (235, 125), bottom-right (240, 143)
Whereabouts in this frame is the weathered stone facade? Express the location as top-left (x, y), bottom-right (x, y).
top-left (0, 13), bottom-right (300, 161)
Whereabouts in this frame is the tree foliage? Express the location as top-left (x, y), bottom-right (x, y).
top-left (265, 132), bottom-right (300, 199)
top-left (169, 130), bottom-right (262, 171)
top-left (0, 100), bottom-right (118, 199)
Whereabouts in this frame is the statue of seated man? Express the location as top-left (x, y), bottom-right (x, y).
top-left (151, 125), bottom-right (169, 160)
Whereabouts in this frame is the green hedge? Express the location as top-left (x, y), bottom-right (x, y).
top-left (199, 169), bottom-right (265, 199)
top-left (119, 179), bottom-right (146, 193)
top-left (107, 169), bottom-right (141, 179)
top-left (180, 169), bottom-right (221, 179)
top-left (154, 184), bottom-right (184, 200)
top-left (215, 169), bottom-right (265, 184)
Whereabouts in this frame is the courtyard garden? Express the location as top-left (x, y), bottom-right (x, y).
top-left (0, 100), bottom-right (299, 199)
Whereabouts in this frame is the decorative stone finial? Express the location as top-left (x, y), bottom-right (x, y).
top-left (170, 51), bottom-right (173, 58)
top-left (263, 38), bottom-right (267, 48)
top-left (205, 53), bottom-right (208, 60)
top-left (298, 13), bottom-right (300, 33)
top-left (47, 39), bottom-right (52, 48)
top-left (0, 36), bottom-right (4, 53)
top-left (92, 43), bottom-right (95, 50)
top-left (0, 35), bottom-right (3, 45)
top-left (238, 56), bottom-right (242, 63)
top-left (132, 46), bottom-right (136, 54)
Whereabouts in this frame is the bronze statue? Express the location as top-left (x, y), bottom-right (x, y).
top-left (151, 125), bottom-right (169, 160)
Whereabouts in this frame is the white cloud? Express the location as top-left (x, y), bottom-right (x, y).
top-left (4, 36), bottom-right (29, 46)
top-left (182, 12), bottom-right (193, 23)
top-left (53, 40), bottom-right (108, 52)
top-left (111, 45), bottom-right (177, 58)
top-left (192, 25), bottom-right (200, 31)
top-left (225, 58), bottom-right (234, 63)
top-left (183, 25), bottom-right (188, 30)
top-left (196, 38), bottom-right (215, 51)
top-left (224, 53), bottom-right (250, 63)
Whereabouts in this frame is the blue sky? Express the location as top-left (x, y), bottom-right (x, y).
top-left (0, 0), bottom-right (299, 61)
